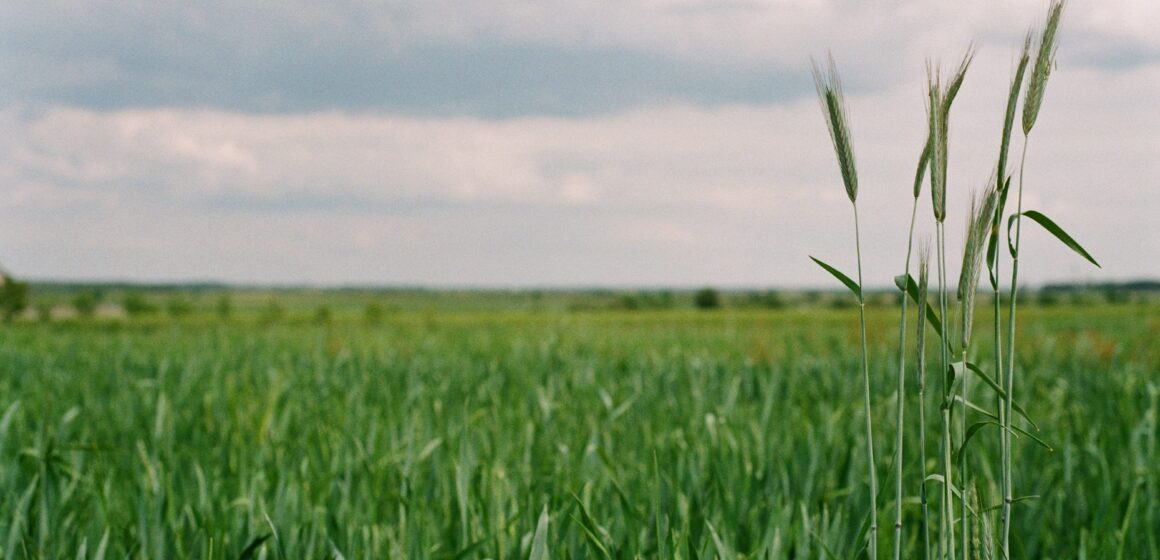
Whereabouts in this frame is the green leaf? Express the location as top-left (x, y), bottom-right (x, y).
top-left (93, 529), bottom-right (109, 560)
top-left (238, 534), bottom-right (271, 560)
top-left (570, 493), bottom-right (613, 560)
top-left (811, 256), bottom-right (861, 300)
top-left (955, 396), bottom-right (998, 419)
top-left (1007, 211), bottom-right (1100, 268)
top-left (924, 475), bottom-right (977, 516)
top-left (529, 506), bottom-right (550, 560)
top-left (956, 421), bottom-right (998, 464)
top-left (964, 362), bottom-right (1041, 432)
top-left (1012, 424), bottom-right (1054, 453)
top-left (981, 495), bottom-right (1042, 514)
top-left (944, 362), bottom-right (964, 408)
top-left (705, 520), bottom-right (735, 560)
top-left (986, 176), bottom-right (1012, 289)
top-left (950, 361), bottom-right (966, 388)
top-left (895, 273), bottom-right (945, 341)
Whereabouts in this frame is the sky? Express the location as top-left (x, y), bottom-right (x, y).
top-left (2, 0), bottom-right (1157, 288)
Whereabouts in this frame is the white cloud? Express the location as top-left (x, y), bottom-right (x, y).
top-left (3, 0), bottom-right (1158, 285)
top-left (3, 51), bottom-right (1157, 285)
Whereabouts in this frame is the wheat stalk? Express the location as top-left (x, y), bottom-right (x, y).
top-left (811, 56), bottom-right (878, 559)
top-left (1003, 4), bottom-right (1065, 557)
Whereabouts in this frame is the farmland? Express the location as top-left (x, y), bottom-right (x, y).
top-left (0, 294), bottom-right (1157, 558)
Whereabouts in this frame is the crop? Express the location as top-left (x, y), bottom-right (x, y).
top-left (0, 302), bottom-right (1155, 558)
top-left (810, 55), bottom-right (878, 559)
top-left (809, 1), bottom-right (1107, 558)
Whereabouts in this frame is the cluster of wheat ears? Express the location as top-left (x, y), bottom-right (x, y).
top-left (809, 2), bottom-right (1101, 559)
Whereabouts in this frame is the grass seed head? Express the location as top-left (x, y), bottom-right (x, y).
top-left (926, 48), bottom-right (973, 223)
top-left (1023, 0), bottom-right (1066, 135)
top-left (914, 137), bottom-right (931, 199)
top-left (916, 241), bottom-right (931, 371)
top-left (812, 56), bottom-right (859, 204)
top-left (926, 67), bottom-right (946, 222)
top-left (958, 178), bottom-right (999, 349)
top-left (998, 34), bottom-right (1033, 190)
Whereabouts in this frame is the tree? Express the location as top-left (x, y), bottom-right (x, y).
top-left (0, 276), bottom-right (29, 322)
top-left (73, 291), bottom-right (100, 319)
top-left (123, 292), bottom-right (158, 317)
top-left (694, 287), bottom-right (721, 310)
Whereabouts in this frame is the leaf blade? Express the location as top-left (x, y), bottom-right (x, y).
top-left (895, 273), bottom-right (946, 343)
top-left (1022, 210), bottom-right (1101, 268)
top-left (529, 506), bottom-right (550, 560)
top-left (812, 256), bottom-right (861, 300)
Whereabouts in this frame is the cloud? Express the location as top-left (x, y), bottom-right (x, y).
top-left (3, 51), bottom-right (1157, 286)
top-left (3, 1), bottom-right (1156, 116)
top-left (1, 1), bottom-right (1157, 286)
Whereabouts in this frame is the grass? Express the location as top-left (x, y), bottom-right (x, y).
top-left (811, 55), bottom-right (878, 559)
top-left (0, 302), bottom-right (1156, 558)
top-left (808, 3), bottom-right (1102, 557)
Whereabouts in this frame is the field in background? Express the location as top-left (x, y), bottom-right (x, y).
top-left (1, 291), bottom-right (1157, 558)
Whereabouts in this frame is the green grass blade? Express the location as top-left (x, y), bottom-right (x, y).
top-left (706, 520), bottom-right (735, 560)
top-left (1009, 211), bottom-right (1101, 268)
top-left (93, 529), bottom-right (109, 560)
top-left (813, 256), bottom-right (862, 299)
top-left (956, 421), bottom-right (998, 464)
top-left (238, 534), bottom-right (271, 560)
top-left (986, 177), bottom-right (1012, 289)
top-left (964, 362), bottom-right (1041, 432)
top-left (1011, 424), bottom-right (1053, 453)
top-left (529, 506), bottom-right (549, 560)
top-left (895, 273), bottom-right (945, 343)
top-left (570, 493), bottom-right (613, 560)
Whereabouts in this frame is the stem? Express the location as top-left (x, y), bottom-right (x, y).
top-left (854, 204), bottom-right (878, 560)
top-left (960, 347), bottom-right (970, 560)
top-left (917, 326), bottom-right (931, 560)
top-left (893, 199), bottom-right (919, 560)
top-left (936, 222), bottom-right (956, 560)
top-left (993, 177), bottom-right (1006, 560)
top-left (1001, 137), bottom-right (1030, 559)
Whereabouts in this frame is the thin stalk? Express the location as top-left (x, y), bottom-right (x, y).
top-left (916, 246), bottom-right (933, 560)
top-left (991, 36), bottom-right (1029, 556)
top-left (917, 347), bottom-right (931, 560)
top-left (893, 198), bottom-right (920, 560)
top-left (959, 345), bottom-right (970, 560)
top-left (854, 204), bottom-right (878, 559)
top-left (936, 222), bottom-right (956, 560)
top-left (992, 197), bottom-right (1011, 560)
top-left (1001, 138), bottom-right (1030, 558)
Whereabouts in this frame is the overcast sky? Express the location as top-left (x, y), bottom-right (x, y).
top-left (2, 1), bottom-right (1157, 288)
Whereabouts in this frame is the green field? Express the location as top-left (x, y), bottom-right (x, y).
top-left (1, 299), bottom-right (1157, 558)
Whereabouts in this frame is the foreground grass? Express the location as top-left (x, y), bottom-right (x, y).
top-left (1, 304), bottom-right (1156, 558)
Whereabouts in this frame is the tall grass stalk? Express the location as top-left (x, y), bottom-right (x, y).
top-left (893, 142), bottom-right (929, 560)
top-left (956, 181), bottom-right (999, 559)
top-left (927, 47), bottom-right (972, 560)
top-left (1003, 3), bottom-right (1064, 556)
top-left (991, 34), bottom-right (1032, 557)
top-left (915, 244), bottom-right (933, 560)
top-left (811, 57), bottom-right (877, 559)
